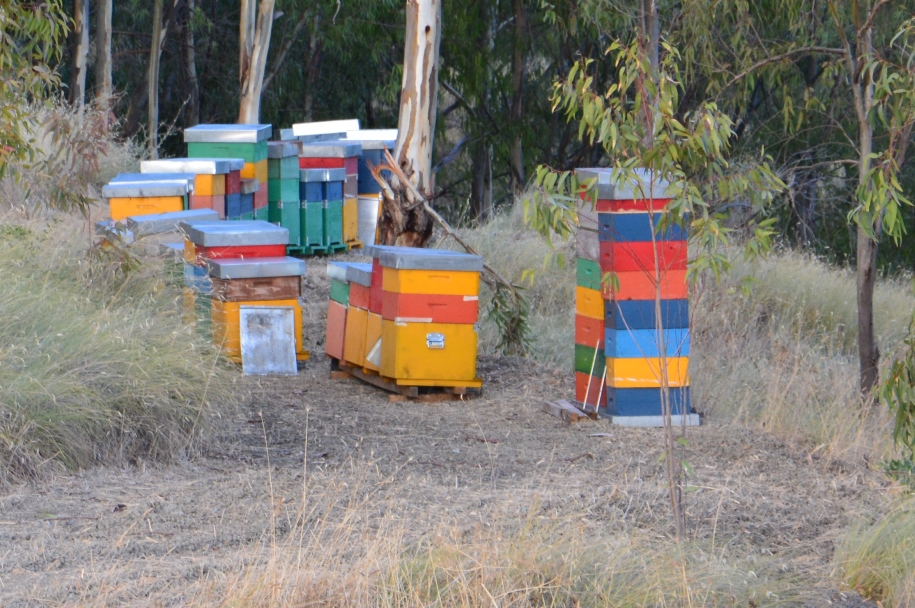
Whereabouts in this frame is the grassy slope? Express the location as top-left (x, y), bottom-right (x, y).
top-left (0, 103), bottom-right (244, 481)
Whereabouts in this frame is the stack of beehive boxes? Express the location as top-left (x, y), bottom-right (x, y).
top-left (267, 141), bottom-right (302, 248)
top-left (298, 167), bottom-right (347, 255)
top-left (184, 124), bottom-right (271, 220)
top-left (326, 246), bottom-right (483, 390)
top-left (575, 168), bottom-right (696, 424)
top-left (298, 139), bottom-right (361, 252)
top-left (140, 158), bottom-right (244, 219)
top-left (346, 130), bottom-right (397, 247)
top-left (180, 220), bottom-right (309, 363)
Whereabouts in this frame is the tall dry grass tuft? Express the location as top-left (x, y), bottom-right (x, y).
top-left (0, 218), bottom-right (243, 481)
top-left (458, 210), bottom-right (913, 461)
top-left (0, 102), bottom-right (241, 482)
top-left (834, 496), bottom-right (915, 605)
top-left (692, 250), bottom-right (912, 461)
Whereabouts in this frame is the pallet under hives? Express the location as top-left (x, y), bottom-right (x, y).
top-left (323, 246), bottom-right (484, 400)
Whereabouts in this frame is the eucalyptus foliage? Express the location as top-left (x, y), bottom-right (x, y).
top-left (0, 1), bottom-right (69, 175)
top-left (526, 38), bottom-right (785, 280)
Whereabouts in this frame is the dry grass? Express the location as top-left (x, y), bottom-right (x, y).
top-left (184, 468), bottom-right (814, 608)
top-left (456, 207), bottom-right (913, 463)
top-left (0, 215), bottom-right (244, 481)
top-left (0, 102), bottom-right (242, 481)
top-left (834, 496), bottom-right (915, 605)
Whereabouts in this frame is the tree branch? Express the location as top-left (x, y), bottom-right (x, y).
top-left (722, 46), bottom-right (847, 91)
top-left (858, 0), bottom-right (891, 40)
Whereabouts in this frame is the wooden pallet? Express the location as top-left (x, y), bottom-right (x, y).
top-left (330, 358), bottom-right (481, 402)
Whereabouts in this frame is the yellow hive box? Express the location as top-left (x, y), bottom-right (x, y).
top-left (343, 197), bottom-right (358, 242)
top-left (183, 239), bottom-right (197, 264)
top-left (380, 320), bottom-right (478, 383)
top-left (381, 268), bottom-right (480, 296)
top-left (363, 312), bottom-right (383, 371)
top-left (211, 298), bottom-right (308, 362)
top-left (606, 357), bottom-right (690, 388)
top-left (242, 159), bottom-right (269, 184)
top-left (343, 306), bottom-right (368, 366)
top-left (194, 174), bottom-right (226, 197)
top-left (575, 286), bottom-right (603, 320)
top-left (108, 196), bottom-right (183, 220)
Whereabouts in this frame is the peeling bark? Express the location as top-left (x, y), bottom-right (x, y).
top-left (69, 0), bottom-right (90, 107)
top-left (378, 0), bottom-right (441, 247)
top-left (237, 0), bottom-right (276, 124)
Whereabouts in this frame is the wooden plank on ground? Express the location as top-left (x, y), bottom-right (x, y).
top-left (562, 399), bottom-right (599, 420)
top-left (542, 400), bottom-right (590, 423)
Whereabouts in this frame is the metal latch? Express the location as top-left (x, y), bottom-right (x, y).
top-left (426, 333), bottom-right (445, 349)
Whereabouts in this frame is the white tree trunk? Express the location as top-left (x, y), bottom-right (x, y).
top-left (237, 0), bottom-right (276, 124)
top-left (393, 0), bottom-right (441, 197)
top-left (377, 0), bottom-right (441, 247)
top-left (94, 0), bottom-right (113, 108)
top-left (69, 0), bottom-right (90, 107)
top-left (148, 0), bottom-right (164, 158)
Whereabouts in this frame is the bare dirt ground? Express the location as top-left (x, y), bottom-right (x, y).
top-left (0, 260), bottom-right (893, 606)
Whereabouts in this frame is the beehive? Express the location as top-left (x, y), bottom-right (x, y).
top-left (267, 141), bottom-right (302, 248)
top-left (576, 168), bottom-right (696, 425)
top-left (101, 180), bottom-right (189, 220)
top-left (207, 256), bottom-right (308, 364)
top-left (289, 136), bottom-right (362, 251)
top-left (141, 157), bottom-right (245, 219)
top-left (368, 245), bottom-right (483, 386)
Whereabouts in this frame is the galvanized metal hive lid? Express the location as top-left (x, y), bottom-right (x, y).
top-left (345, 129), bottom-right (398, 143)
top-left (102, 181), bottom-right (189, 199)
top-left (298, 140), bottom-right (362, 158)
top-left (183, 123), bottom-right (272, 143)
top-left (140, 158), bottom-right (243, 174)
top-left (367, 245), bottom-right (484, 272)
top-left (345, 262), bottom-right (373, 287)
top-left (206, 256), bottom-right (306, 279)
top-left (574, 167), bottom-right (672, 200)
top-left (267, 141), bottom-right (300, 158)
top-left (292, 119), bottom-right (361, 138)
top-left (239, 178), bottom-right (260, 194)
top-left (180, 220), bottom-right (289, 247)
top-left (326, 261), bottom-right (351, 282)
top-left (127, 209), bottom-right (220, 236)
top-left (300, 168), bottom-right (347, 182)
top-left (159, 241), bottom-right (185, 256)
top-left (112, 172), bottom-right (196, 190)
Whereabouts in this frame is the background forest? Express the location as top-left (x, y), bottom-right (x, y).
top-left (56, 0), bottom-right (915, 270)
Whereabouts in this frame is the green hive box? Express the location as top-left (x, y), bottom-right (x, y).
top-left (269, 200), bottom-right (301, 247)
top-left (255, 206), bottom-right (270, 221)
top-left (323, 200), bottom-right (344, 246)
top-left (187, 141), bottom-right (268, 163)
top-left (268, 178), bottom-right (299, 203)
top-left (268, 157), bottom-right (300, 180)
top-left (576, 257), bottom-right (602, 291)
top-left (240, 211), bottom-right (255, 221)
top-left (329, 279), bottom-right (350, 305)
top-left (300, 201), bottom-right (324, 249)
top-left (574, 342), bottom-right (605, 375)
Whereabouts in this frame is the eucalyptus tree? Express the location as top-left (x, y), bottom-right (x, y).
top-left (678, 0), bottom-right (915, 399)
